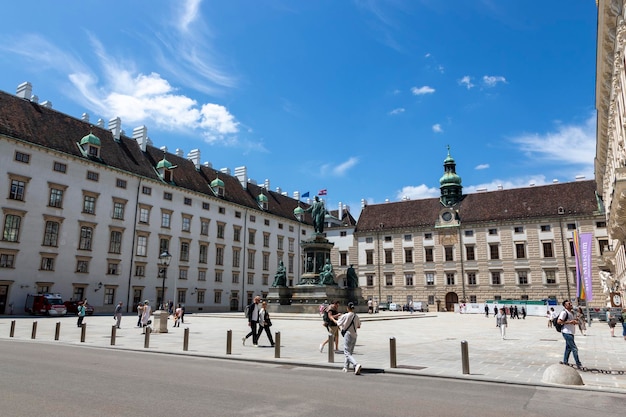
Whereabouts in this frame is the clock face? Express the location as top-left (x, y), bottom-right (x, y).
top-left (442, 211), bottom-right (453, 221)
top-left (613, 294), bottom-right (622, 306)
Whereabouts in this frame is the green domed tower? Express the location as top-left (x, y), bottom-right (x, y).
top-left (439, 146), bottom-right (463, 206)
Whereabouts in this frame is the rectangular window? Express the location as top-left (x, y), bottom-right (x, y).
top-left (161, 212), bottom-right (171, 228)
top-left (277, 236), bottom-right (284, 251)
top-left (514, 226), bottom-right (524, 233)
top-left (248, 230), bottom-right (255, 245)
top-left (467, 272), bottom-right (477, 285)
top-left (104, 288), bottom-right (114, 305)
top-left (567, 223), bottom-right (576, 230)
top-left (404, 234), bottom-right (412, 241)
top-left (599, 239), bottom-right (610, 255)
top-left (232, 272), bottom-right (239, 284)
top-left (111, 201), bottom-right (124, 220)
top-left (469, 295), bottom-right (477, 303)
top-left (139, 207), bottom-right (150, 223)
top-left (466, 246), bottom-right (475, 261)
top-left (489, 244), bottom-right (499, 260)
top-left (488, 228), bottom-right (498, 235)
top-left (540, 225), bottom-right (551, 232)
top-left (200, 219), bottom-right (209, 236)
top-left (215, 271), bottom-right (223, 282)
top-left (365, 237), bottom-right (373, 244)
top-left (15, 151), bottom-right (30, 163)
top-left (197, 290), bottom-right (205, 304)
top-left (233, 226), bottom-right (241, 242)
top-left (40, 257), bottom-right (55, 271)
top-left (217, 223), bottom-right (225, 239)
top-left (0, 253), bottom-right (15, 268)
top-left (142, 186), bottom-right (152, 195)
top-left (262, 253), bottom-right (270, 271)
top-left (163, 192), bottom-right (172, 201)
top-left (424, 233), bottom-right (433, 239)
top-left (83, 195), bottom-right (96, 214)
top-left (53, 161), bottom-right (67, 173)
top-left (464, 230), bottom-right (474, 237)
top-left (199, 244), bottom-right (208, 264)
top-left (76, 260), bottom-right (89, 273)
top-left (425, 273), bottom-right (435, 286)
top-left (49, 188), bottom-right (64, 208)
top-left (518, 270), bottom-right (528, 285)
top-left (405, 273), bottom-right (414, 286)
top-left (202, 202), bottom-right (210, 210)
top-left (366, 250), bottom-right (374, 265)
top-left (182, 216), bottom-right (191, 232)
top-left (264, 219), bottom-right (270, 226)
top-left (232, 248), bottom-right (241, 268)
top-left (107, 262), bottom-right (119, 275)
top-left (384, 236), bottom-right (392, 242)
top-left (215, 246), bottom-right (224, 266)
top-left (136, 235), bottom-right (148, 256)
top-left (159, 238), bottom-right (169, 254)
top-left (404, 248), bottom-right (413, 263)
top-left (247, 250), bottom-right (255, 269)
top-left (542, 242), bottom-right (554, 258)
top-left (116, 178), bottom-right (127, 189)
top-left (179, 268), bottom-right (188, 280)
top-left (446, 273), bottom-right (455, 285)
top-left (515, 243), bottom-right (526, 259)
top-left (596, 221), bottom-right (606, 228)
top-left (428, 295), bottom-right (435, 305)
top-left (247, 273), bottom-right (254, 285)
top-left (214, 290), bottom-right (222, 304)
top-left (78, 226), bottom-right (93, 250)
top-left (198, 270), bottom-right (207, 281)
top-left (108, 231), bottom-right (122, 253)
top-left (425, 247), bottom-right (434, 262)
top-left (86, 171), bottom-right (99, 181)
top-left (184, 197), bottom-right (192, 206)
top-left (569, 240), bottom-right (575, 256)
top-left (366, 275), bottom-right (374, 286)
top-left (545, 270), bottom-right (556, 284)
top-left (220, 207), bottom-right (227, 215)
top-left (3, 214), bottom-right (21, 242)
top-left (444, 246), bottom-right (453, 261)
top-left (43, 221), bottom-right (59, 246)
top-left (135, 264), bottom-right (145, 277)
top-left (385, 274), bottom-right (393, 286)
top-left (491, 271), bottom-right (501, 285)
top-left (385, 249), bottom-right (393, 264)
top-left (179, 242), bottom-right (190, 261)
top-left (263, 233), bottom-right (270, 248)
top-left (9, 179), bottom-right (26, 201)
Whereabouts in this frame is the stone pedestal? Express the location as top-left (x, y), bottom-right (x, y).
top-left (151, 310), bottom-right (169, 333)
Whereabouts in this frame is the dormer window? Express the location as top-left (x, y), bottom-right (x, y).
top-left (210, 176), bottom-right (225, 197)
top-left (79, 132), bottom-right (101, 159)
top-left (156, 156), bottom-right (177, 183)
top-left (257, 193), bottom-right (268, 210)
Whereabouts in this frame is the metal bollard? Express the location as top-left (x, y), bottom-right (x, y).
top-left (10, 320), bottom-right (15, 337)
top-left (80, 323), bottom-right (87, 343)
top-left (31, 321), bottom-right (38, 339)
top-left (183, 328), bottom-right (189, 351)
top-left (327, 334), bottom-right (334, 363)
top-left (389, 337), bottom-right (397, 368)
top-left (226, 329), bottom-right (232, 354)
top-left (461, 340), bottom-right (470, 374)
top-left (144, 326), bottom-right (151, 348)
top-left (111, 325), bottom-right (117, 346)
top-left (55, 322), bottom-right (61, 341)
top-left (274, 332), bottom-right (280, 358)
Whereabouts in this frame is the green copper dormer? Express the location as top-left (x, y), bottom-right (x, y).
top-left (156, 155), bottom-right (177, 183)
top-left (439, 146), bottom-right (463, 206)
top-left (210, 176), bottom-right (225, 197)
top-left (293, 205), bottom-right (305, 221)
top-left (257, 193), bottom-right (268, 210)
top-left (78, 131), bottom-right (101, 158)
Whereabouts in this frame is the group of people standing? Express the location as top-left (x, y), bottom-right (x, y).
top-left (485, 304), bottom-right (525, 320)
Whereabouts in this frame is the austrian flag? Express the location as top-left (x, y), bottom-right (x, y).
top-left (318, 189), bottom-right (327, 196)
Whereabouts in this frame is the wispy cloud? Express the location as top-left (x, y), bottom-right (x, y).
top-left (475, 163), bottom-right (489, 170)
top-left (458, 76), bottom-right (474, 89)
top-left (396, 184), bottom-right (440, 200)
top-left (432, 124), bottom-right (443, 133)
top-left (320, 157), bottom-right (359, 177)
top-left (411, 85), bottom-right (435, 95)
top-left (178, 0), bottom-right (202, 33)
top-left (389, 107), bottom-right (405, 115)
top-left (483, 75), bottom-right (507, 87)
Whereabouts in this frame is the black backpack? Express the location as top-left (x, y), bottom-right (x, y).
top-left (552, 316), bottom-right (562, 332)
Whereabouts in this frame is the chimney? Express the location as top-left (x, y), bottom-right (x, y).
top-left (203, 161), bottom-right (212, 168)
top-left (81, 113), bottom-right (90, 122)
top-left (553, 179), bottom-right (559, 184)
top-left (133, 125), bottom-right (148, 150)
top-left (234, 166), bottom-right (248, 189)
top-left (264, 179), bottom-right (270, 190)
top-left (160, 146), bottom-right (168, 153)
top-left (276, 187), bottom-right (281, 194)
top-left (293, 191), bottom-right (300, 200)
top-left (97, 118), bottom-right (104, 128)
top-left (109, 117), bottom-right (121, 141)
top-left (187, 149), bottom-right (201, 170)
top-left (220, 167), bottom-right (231, 175)
top-left (176, 148), bottom-right (184, 157)
top-left (16, 82), bottom-right (32, 99)
top-left (361, 199), bottom-right (367, 208)
top-left (30, 95), bottom-right (39, 103)
top-left (338, 202), bottom-right (343, 217)
top-left (41, 100), bottom-right (53, 108)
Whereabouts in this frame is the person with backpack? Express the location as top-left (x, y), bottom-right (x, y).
top-left (319, 300), bottom-right (340, 353)
top-left (557, 300), bottom-right (583, 369)
top-left (242, 296), bottom-right (261, 346)
top-left (337, 302), bottom-right (362, 375)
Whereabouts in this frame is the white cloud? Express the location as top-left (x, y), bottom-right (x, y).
top-left (432, 124), bottom-right (443, 133)
top-left (178, 0), bottom-right (202, 33)
top-left (411, 85), bottom-right (435, 95)
top-left (510, 115), bottom-right (595, 168)
top-left (475, 163), bottom-right (489, 170)
top-left (320, 157), bottom-right (359, 177)
top-left (396, 184), bottom-right (439, 200)
top-left (389, 107), bottom-right (405, 115)
top-left (464, 176), bottom-right (548, 194)
top-left (458, 76), bottom-right (474, 89)
top-left (483, 75), bottom-right (507, 87)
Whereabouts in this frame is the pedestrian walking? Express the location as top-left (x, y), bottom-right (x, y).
top-left (521, 306), bottom-right (526, 319)
top-left (484, 304), bottom-right (489, 317)
top-left (558, 300), bottom-right (582, 369)
top-left (256, 301), bottom-right (275, 347)
top-left (77, 300), bottom-right (87, 327)
top-left (141, 300), bottom-right (152, 333)
top-left (137, 302), bottom-right (144, 327)
top-left (242, 295), bottom-right (261, 346)
top-left (337, 302), bottom-right (362, 375)
top-left (368, 299), bottom-right (373, 314)
top-left (173, 304), bottom-right (182, 327)
top-left (493, 306), bottom-right (497, 317)
top-left (496, 308), bottom-right (508, 340)
top-left (113, 301), bottom-right (123, 329)
top-left (319, 300), bottom-right (340, 353)
top-left (607, 309), bottom-right (617, 337)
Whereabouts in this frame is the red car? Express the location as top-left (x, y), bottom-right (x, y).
top-left (64, 301), bottom-right (95, 315)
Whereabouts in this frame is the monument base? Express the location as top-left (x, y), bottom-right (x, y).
top-left (266, 286), bottom-right (367, 314)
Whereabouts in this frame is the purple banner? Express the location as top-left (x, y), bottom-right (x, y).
top-left (579, 233), bottom-right (593, 301)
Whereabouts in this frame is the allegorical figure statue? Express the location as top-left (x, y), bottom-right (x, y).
top-left (305, 195), bottom-right (328, 234)
top-left (271, 260), bottom-right (287, 287)
top-left (346, 264), bottom-right (359, 288)
top-left (319, 258), bottom-right (336, 285)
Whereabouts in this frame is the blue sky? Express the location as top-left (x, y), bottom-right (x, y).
top-left (0, 1), bottom-right (597, 218)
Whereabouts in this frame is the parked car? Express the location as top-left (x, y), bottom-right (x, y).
top-left (412, 301), bottom-right (429, 312)
top-left (378, 302), bottom-right (390, 311)
top-left (389, 302), bottom-right (400, 311)
top-left (64, 300), bottom-right (95, 315)
top-left (25, 294), bottom-right (67, 316)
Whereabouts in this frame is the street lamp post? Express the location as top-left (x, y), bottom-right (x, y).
top-left (158, 250), bottom-right (172, 310)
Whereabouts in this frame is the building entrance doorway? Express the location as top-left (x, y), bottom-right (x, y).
top-left (445, 292), bottom-right (458, 312)
top-left (0, 285), bottom-right (8, 314)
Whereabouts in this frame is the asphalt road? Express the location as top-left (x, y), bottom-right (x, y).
top-left (1, 340), bottom-right (624, 417)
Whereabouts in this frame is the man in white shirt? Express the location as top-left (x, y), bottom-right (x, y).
top-left (337, 302), bottom-right (362, 375)
top-left (557, 300), bottom-right (582, 369)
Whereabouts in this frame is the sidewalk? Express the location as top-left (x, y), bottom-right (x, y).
top-left (1, 312), bottom-right (625, 392)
